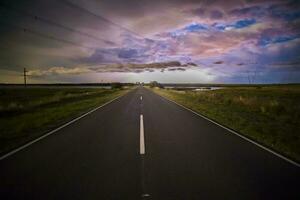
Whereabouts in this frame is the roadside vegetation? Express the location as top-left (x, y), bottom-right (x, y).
top-left (151, 85), bottom-right (300, 162)
top-left (149, 81), bottom-right (164, 88)
top-left (0, 87), bottom-right (130, 155)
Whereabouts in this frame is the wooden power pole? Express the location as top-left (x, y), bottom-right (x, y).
top-left (24, 68), bottom-right (27, 87)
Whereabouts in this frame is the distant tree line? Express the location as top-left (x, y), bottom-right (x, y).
top-left (111, 82), bottom-right (123, 89)
top-left (149, 81), bottom-right (164, 88)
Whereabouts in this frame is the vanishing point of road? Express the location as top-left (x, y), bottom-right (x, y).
top-left (0, 87), bottom-right (299, 199)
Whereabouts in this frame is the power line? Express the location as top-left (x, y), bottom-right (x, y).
top-left (0, 2), bottom-right (116, 45)
top-left (59, 0), bottom-right (144, 38)
top-left (0, 21), bottom-right (97, 50)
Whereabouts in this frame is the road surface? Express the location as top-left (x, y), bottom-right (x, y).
top-left (0, 87), bottom-right (299, 199)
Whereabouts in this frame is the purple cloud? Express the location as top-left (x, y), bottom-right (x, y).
top-left (118, 49), bottom-right (138, 59)
top-left (229, 6), bottom-right (266, 18)
top-left (210, 10), bottom-right (223, 19)
top-left (190, 7), bottom-right (205, 17)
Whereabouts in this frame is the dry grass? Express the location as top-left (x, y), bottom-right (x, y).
top-left (152, 85), bottom-right (300, 162)
top-left (0, 87), bottom-right (130, 155)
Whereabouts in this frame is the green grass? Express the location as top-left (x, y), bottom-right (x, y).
top-left (151, 85), bottom-right (300, 162)
top-left (0, 87), bottom-right (131, 155)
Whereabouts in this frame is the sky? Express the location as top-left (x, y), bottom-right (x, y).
top-left (0, 0), bottom-right (300, 83)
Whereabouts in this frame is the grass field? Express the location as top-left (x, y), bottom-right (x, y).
top-left (151, 85), bottom-right (300, 162)
top-left (0, 87), bottom-right (130, 155)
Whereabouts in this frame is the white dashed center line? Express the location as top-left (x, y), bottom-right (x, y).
top-left (140, 114), bottom-right (145, 155)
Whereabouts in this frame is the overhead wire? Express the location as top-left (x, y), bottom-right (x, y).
top-left (0, 21), bottom-right (97, 50)
top-left (59, 0), bottom-right (144, 38)
top-left (0, 2), bottom-right (116, 45)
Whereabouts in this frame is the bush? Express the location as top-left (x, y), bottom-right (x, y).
top-left (111, 82), bottom-right (123, 89)
top-left (149, 81), bottom-right (164, 88)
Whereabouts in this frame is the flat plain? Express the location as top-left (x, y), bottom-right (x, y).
top-left (0, 87), bottom-right (130, 155)
top-left (151, 85), bottom-right (300, 162)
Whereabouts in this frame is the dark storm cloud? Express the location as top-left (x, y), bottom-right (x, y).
top-left (214, 61), bottom-right (224, 64)
top-left (1, 0), bottom-right (300, 83)
top-left (210, 10), bottom-right (223, 19)
top-left (168, 67), bottom-right (186, 71)
top-left (118, 49), bottom-right (139, 59)
top-left (229, 6), bottom-right (265, 18)
top-left (229, 0), bottom-right (300, 21)
top-left (190, 8), bottom-right (206, 17)
top-left (0, 0), bottom-right (119, 71)
top-left (27, 61), bottom-right (193, 76)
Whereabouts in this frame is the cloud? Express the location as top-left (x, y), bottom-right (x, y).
top-left (270, 61), bottom-right (300, 66)
top-left (167, 67), bottom-right (186, 71)
top-left (258, 34), bottom-right (300, 46)
top-left (214, 19), bottom-right (257, 31)
top-left (118, 49), bottom-right (139, 59)
top-left (268, 61), bottom-right (300, 71)
top-left (184, 23), bottom-right (208, 32)
top-left (1, 0), bottom-right (300, 83)
top-left (27, 66), bottom-right (93, 76)
top-left (190, 8), bottom-right (205, 17)
top-left (229, 1), bottom-right (300, 22)
top-left (233, 19), bottom-right (256, 29)
top-left (210, 10), bottom-right (224, 19)
top-left (26, 61), bottom-right (197, 76)
top-left (214, 61), bottom-right (224, 64)
top-left (229, 5), bottom-right (266, 18)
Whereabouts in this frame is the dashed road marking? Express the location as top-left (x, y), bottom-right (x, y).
top-left (140, 114), bottom-right (145, 155)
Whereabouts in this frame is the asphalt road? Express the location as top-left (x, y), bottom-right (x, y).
top-left (0, 87), bottom-right (299, 199)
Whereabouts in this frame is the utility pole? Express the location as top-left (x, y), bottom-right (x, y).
top-left (24, 68), bottom-right (27, 87)
top-left (247, 71), bottom-right (251, 84)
